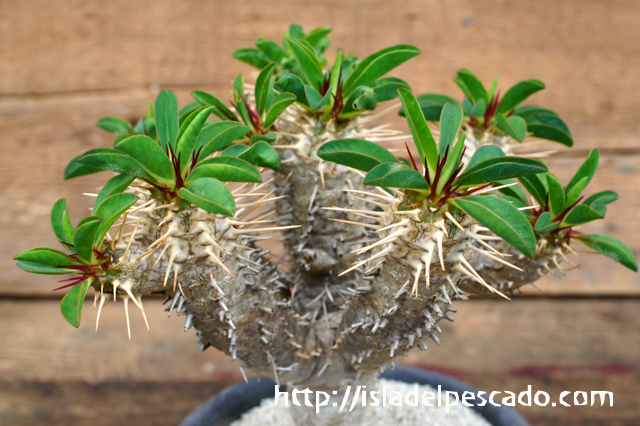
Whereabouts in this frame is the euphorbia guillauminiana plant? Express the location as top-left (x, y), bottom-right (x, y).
top-left (14, 25), bottom-right (636, 426)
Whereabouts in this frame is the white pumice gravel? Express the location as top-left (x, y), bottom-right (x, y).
top-left (230, 379), bottom-right (494, 426)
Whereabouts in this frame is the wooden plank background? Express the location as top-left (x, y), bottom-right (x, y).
top-left (1, 1), bottom-right (639, 425)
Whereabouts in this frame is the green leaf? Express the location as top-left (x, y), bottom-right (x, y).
top-left (285, 37), bottom-right (324, 89)
top-left (250, 132), bottom-right (276, 144)
top-left (348, 86), bottom-right (378, 112)
top-left (264, 92), bottom-right (297, 129)
top-left (455, 69), bottom-right (489, 104)
top-left (398, 94), bottom-right (460, 120)
top-left (51, 199), bottom-right (75, 249)
top-left (512, 105), bottom-right (558, 121)
top-left (304, 27), bottom-right (332, 49)
top-left (256, 39), bottom-right (286, 62)
top-left (288, 24), bottom-right (305, 39)
top-left (113, 134), bottom-right (133, 148)
top-left (488, 76), bottom-right (499, 101)
top-left (154, 91), bottom-right (180, 150)
top-left (179, 102), bottom-right (201, 126)
top-left (450, 195), bottom-right (535, 258)
top-left (340, 86), bottom-right (376, 117)
top-left (501, 195), bottom-right (533, 217)
top-left (233, 47), bottom-right (270, 69)
top-left (186, 156), bottom-right (261, 185)
top-left (343, 45), bottom-right (420, 97)
top-left (535, 211), bottom-right (558, 233)
top-left (465, 99), bottom-right (487, 118)
top-left (465, 146), bottom-right (505, 170)
top-left (96, 117), bottom-right (134, 135)
top-left (176, 106), bottom-right (214, 173)
top-left (498, 79), bottom-right (545, 113)
top-left (519, 174), bottom-right (549, 206)
top-left (194, 122), bottom-right (251, 160)
top-left (583, 190), bottom-right (619, 216)
top-left (370, 77), bottom-right (411, 102)
top-left (496, 113), bottom-right (527, 142)
top-left (455, 157), bottom-right (548, 188)
top-left (255, 63), bottom-right (278, 115)
top-left (93, 193), bottom-right (139, 245)
top-left (179, 178), bottom-right (236, 217)
top-left (304, 85), bottom-right (333, 111)
top-left (439, 103), bottom-right (464, 154)
top-left (15, 260), bottom-right (79, 275)
top-left (318, 139), bottom-right (398, 172)
top-left (575, 234), bottom-right (638, 272)
top-left (64, 155), bottom-right (102, 180)
top-left (77, 148), bottom-right (153, 181)
top-left (525, 113), bottom-right (574, 147)
top-left (560, 204), bottom-right (604, 227)
top-left (364, 162), bottom-right (429, 191)
top-left (93, 174), bottom-right (136, 213)
top-left (236, 141), bottom-right (281, 171)
top-left (73, 216), bottom-right (102, 264)
top-left (436, 134), bottom-right (466, 195)
top-left (115, 135), bottom-right (175, 188)
top-left (274, 72), bottom-right (309, 108)
top-left (397, 88), bottom-right (438, 177)
top-left (496, 179), bottom-right (529, 205)
top-left (14, 247), bottom-right (78, 274)
top-left (545, 174), bottom-right (565, 217)
top-left (566, 150), bottom-right (599, 205)
top-left (192, 91), bottom-right (238, 122)
top-left (60, 279), bottom-right (91, 328)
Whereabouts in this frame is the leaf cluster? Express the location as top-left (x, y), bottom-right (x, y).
top-left (274, 39), bottom-right (419, 124)
top-left (400, 69), bottom-right (573, 146)
top-left (319, 88), bottom-right (550, 258)
top-left (497, 150), bottom-right (637, 271)
top-left (65, 91), bottom-right (281, 216)
top-left (14, 188), bottom-right (137, 326)
top-left (233, 24), bottom-right (332, 72)
top-left (190, 65), bottom-right (296, 140)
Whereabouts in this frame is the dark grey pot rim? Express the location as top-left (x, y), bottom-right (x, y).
top-left (179, 365), bottom-right (531, 426)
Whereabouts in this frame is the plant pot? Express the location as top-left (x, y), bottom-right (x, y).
top-left (178, 365), bottom-right (531, 426)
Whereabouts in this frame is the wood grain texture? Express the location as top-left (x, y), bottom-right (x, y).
top-left (2, 299), bottom-right (638, 382)
top-left (0, 0), bottom-right (639, 147)
top-left (1, 375), bottom-right (638, 426)
top-left (2, 298), bottom-right (638, 425)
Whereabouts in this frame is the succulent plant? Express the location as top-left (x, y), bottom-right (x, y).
top-left (13, 25), bottom-right (637, 426)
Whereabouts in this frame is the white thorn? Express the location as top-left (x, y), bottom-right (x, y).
top-left (308, 185), bottom-right (318, 212)
top-left (339, 246), bottom-right (394, 276)
top-left (375, 218), bottom-right (410, 234)
top-left (411, 263), bottom-right (423, 296)
top-left (435, 232), bottom-right (446, 271)
top-left (95, 293), bottom-right (109, 332)
top-left (354, 229), bottom-right (404, 255)
top-left (115, 218), bottom-right (143, 267)
top-left (137, 295), bottom-right (150, 332)
top-left (469, 245), bottom-right (523, 271)
top-left (123, 296), bottom-right (131, 341)
top-left (445, 212), bottom-right (465, 231)
top-left (205, 247), bottom-right (234, 275)
top-left (328, 218), bottom-right (380, 229)
top-left (164, 252), bottom-right (177, 287)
